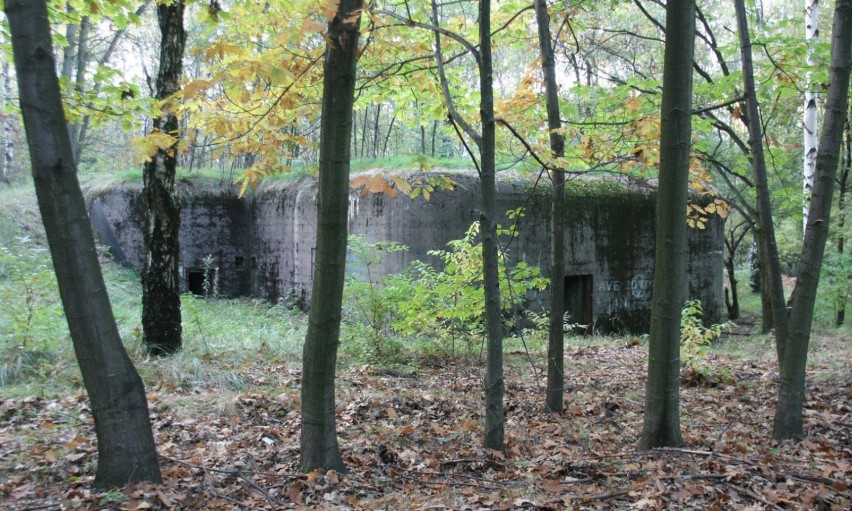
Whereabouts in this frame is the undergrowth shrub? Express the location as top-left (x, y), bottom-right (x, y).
top-left (343, 236), bottom-right (410, 360)
top-left (680, 300), bottom-right (734, 386)
top-left (0, 237), bottom-right (67, 386)
top-left (344, 221), bottom-right (547, 361)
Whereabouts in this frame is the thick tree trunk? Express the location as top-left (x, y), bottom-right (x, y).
top-left (142, 1), bottom-right (186, 356)
top-left (734, 0), bottom-right (790, 363)
top-left (4, 0), bottom-right (161, 488)
top-left (803, 0), bottom-right (820, 232)
top-left (774, 0), bottom-right (852, 440)
top-left (535, 0), bottom-right (567, 413)
top-left (300, 0), bottom-right (363, 473)
top-left (638, 0), bottom-right (694, 450)
top-left (479, 0), bottom-right (505, 452)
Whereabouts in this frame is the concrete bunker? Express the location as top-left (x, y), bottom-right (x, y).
top-left (86, 172), bottom-right (725, 333)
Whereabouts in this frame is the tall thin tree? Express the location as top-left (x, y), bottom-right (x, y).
top-left (733, 0), bottom-right (790, 366)
top-left (534, 0), bottom-right (567, 413)
top-left (142, 0), bottom-right (186, 356)
top-left (774, 0), bottom-right (852, 440)
top-left (300, 0), bottom-right (364, 472)
top-left (638, 0), bottom-right (695, 450)
top-left (0, 32), bottom-right (13, 183)
top-left (4, 0), bottom-right (161, 487)
top-left (478, 0), bottom-right (505, 452)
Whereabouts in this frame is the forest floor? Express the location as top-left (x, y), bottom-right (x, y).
top-left (1, 329), bottom-right (850, 511)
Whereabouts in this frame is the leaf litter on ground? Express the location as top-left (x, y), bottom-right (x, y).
top-left (0, 333), bottom-right (849, 510)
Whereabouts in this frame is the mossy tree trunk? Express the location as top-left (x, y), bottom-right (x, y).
top-left (774, 0), bottom-right (851, 440)
top-left (638, 0), bottom-right (694, 450)
top-left (142, 0), bottom-right (186, 356)
top-left (534, 0), bottom-right (567, 413)
top-left (300, 0), bottom-right (363, 473)
top-left (4, 0), bottom-right (161, 488)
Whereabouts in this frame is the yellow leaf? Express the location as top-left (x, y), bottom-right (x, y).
top-left (624, 95), bottom-right (641, 112)
top-left (182, 79), bottom-right (211, 100)
top-left (301, 19), bottom-right (326, 34)
top-left (350, 175), bottom-right (368, 190)
top-left (367, 173), bottom-right (386, 194)
top-left (321, 0), bottom-right (340, 21)
top-left (391, 175), bottom-right (412, 195)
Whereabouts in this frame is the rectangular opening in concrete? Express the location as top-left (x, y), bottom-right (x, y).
top-left (187, 268), bottom-right (216, 297)
top-left (564, 274), bottom-right (593, 334)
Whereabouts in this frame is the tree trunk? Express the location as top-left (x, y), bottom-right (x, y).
top-left (360, 107), bottom-right (369, 159)
top-left (142, 0), bottom-right (186, 356)
top-left (803, 0), bottom-right (820, 232)
top-left (372, 103), bottom-right (382, 158)
top-left (835, 116), bottom-right (850, 326)
top-left (60, 4), bottom-right (78, 82)
top-left (1, 41), bottom-right (13, 183)
top-left (734, 0), bottom-right (790, 363)
top-left (534, 0), bottom-right (567, 413)
top-left (352, 109), bottom-right (359, 158)
top-left (638, 0), bottom-right (694, 450)
top-left (478, 0), bottom-right (505, 452)
top-left (300, 0), bottom-right (363, 473)
top-left (68, 15), bottom-right (90, 163)
top-left (381, 111), bottom-right (396, 157)
top-left (774, 0), bottom-right (852, 440)
top-left (4, 0), bottom-right (161, 488)
top-left (748, 240), bottom-right (761, 292)
top-left (724, 222), bottom-right (750, 320)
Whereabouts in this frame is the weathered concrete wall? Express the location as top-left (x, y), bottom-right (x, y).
top-left (86, 173), bottom-right (724, 333)
top-left (88, 182), bottom-right (252, 297)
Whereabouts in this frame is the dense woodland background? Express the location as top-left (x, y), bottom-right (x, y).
top-left (0, 0), bottom-right (850, 509)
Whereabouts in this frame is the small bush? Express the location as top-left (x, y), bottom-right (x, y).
top-left (0, 237), bottom-right (68, 386)
top-left (680, 300), bottom-right (734, 386)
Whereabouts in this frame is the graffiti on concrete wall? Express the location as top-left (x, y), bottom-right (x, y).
top-left (596, 273), bottom-right (652, 315)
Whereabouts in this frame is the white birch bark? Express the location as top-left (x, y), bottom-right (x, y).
top-left (803, 0), bottom-right (820, 232)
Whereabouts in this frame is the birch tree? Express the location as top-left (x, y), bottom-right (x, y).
top-left (803, 0), bottom-right (820, 232)
top-left (141, 0), bottom-right (186, 355)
